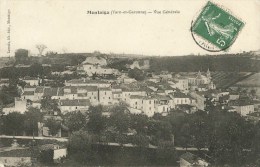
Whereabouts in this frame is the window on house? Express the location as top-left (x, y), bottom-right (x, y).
top-left (149, 100), bottom-right (151, 104)
top-left (105, 92), bottom-right (106, 95)
top-left (135, 102), bottom-right (137, 105)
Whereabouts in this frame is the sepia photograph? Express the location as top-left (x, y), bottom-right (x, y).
top-left (0, 0), bottom-right (260, 166)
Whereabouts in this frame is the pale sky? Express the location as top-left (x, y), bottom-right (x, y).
top-left (0, 0), bottom-right (260, 57)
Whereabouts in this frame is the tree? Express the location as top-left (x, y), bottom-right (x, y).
top-left (41, 97), bottom-right (60, 114)
top-left (109, 105), bottom-right (130, 134)
top-left (29, 63), bottom-right (44, 77)
top-left (132, 133), bottom-right (149, 147)
top-left (179, 123), bottom-right (191, 150)
top-left (189, 111), bottom-right (209, 150)
top-left (87, 106), bottom-right (106, 134)
top-left (36, 44), bottom-right (47, 56)
top-left (64, 111), bottom-right (87, 132)
top-left (71, 55), bottom-right (86, 66)
top-left (128, 68), bottom-right (145, 81)
top-left (44, 118), bottom-right (61, 136)
top-left (68, 130), bottom-right (93, 163)
top-left (207, 110), bottom-right (252, 166)
top-left (45, 51), bottom-right (57, 57)
top-left (24, 107), bottom-right (43, 136)
top-left (0, 85), bottom-right (18, 105)
top-left (129, 114), bottom-right (149, 134)
top-left (250, 122), bottom-right (260, 165)
top-left (249, 89), bottom-right (257, 99)
top-left (3, 112), bottom-right (25, 135)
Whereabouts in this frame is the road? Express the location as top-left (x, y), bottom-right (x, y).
top-left (0, 135), bottom-right (68, 142)
top-left (0, 135), bottom-right (209, 151)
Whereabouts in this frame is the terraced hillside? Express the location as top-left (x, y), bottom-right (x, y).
top-left (211, 72), bottom-right (253, 89)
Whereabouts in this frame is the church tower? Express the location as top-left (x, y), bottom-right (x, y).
top-left (206, 69), bottom-right (211, 79)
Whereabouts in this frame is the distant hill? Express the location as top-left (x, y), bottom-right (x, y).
top-left (5, 51), bottom-right (260, 72)
top-left (148, 54), bottom-right (260, 72)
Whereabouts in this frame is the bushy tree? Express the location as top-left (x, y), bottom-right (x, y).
top-left (109, 105), bottom-right (130, 134)
top-left (87, 106), bottom-right (106, 134)
top-left (128, 68), bottom-right (145, 81)
top-left (3, 112), bottom-right (25, 135)
top-left (36, 44), bottom-right (47, 56)
top-left (44, 118), bottom-right (61, 136)
top-left (64, 111), bottom-right (87, 132)
top-left (41, 97), bottom-right (60, 114)
top-left (68, 130), bottom-right (93, 163)
top-left (129, 114), bottom-right (149, 134)
top-left (24, 107), bottom-right (43, 136)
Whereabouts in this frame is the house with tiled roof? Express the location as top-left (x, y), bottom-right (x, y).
top-left (0, 147), bottom-right (32, 167)
top-left (21, 76), bottom-right (41, 86)
top-left (229, 99), bottom-right (255, 116)
top-left (180, 152), bottom-right (209, 167)
top-left (169, 77), bottom-right (189, 91)
top-left (0, 78), bottom-right (9, 88)
top-left (152, 94), bottom-right (172, 114)
top-left (65, 78), bottom-right (111, 88)
top-left (189, 91), bottom-right (207, 111)
top-left (77, 57), bottom-right (119, 77)
top-left (121, 85), bottom-right (147, 102)
top-left (3, 97), bottom-right (27, 114)
top-left (23, 84), bottom-right (37, 92)
top-left (98, 87), bottom-right (113, 105)
top-left (59, 99), bottom-right (91, 113)
top-left (128, 95), bottom-right (156, 117)
top-left (169, 91), bottom-right (195, 109)
top-left (21, 91), bottom-right (35, 101)
top-left (39, 144), bottom-right (67, 163)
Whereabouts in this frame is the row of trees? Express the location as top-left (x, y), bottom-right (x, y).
top-left (65, 103), bottom-right (260, 166)
top-left (1, 100), bottom-right (260, 166)
top-left (1, 108), bottom-right (43, 136)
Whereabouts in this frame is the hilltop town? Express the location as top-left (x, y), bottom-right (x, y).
top-left (0, 50), bottom-right (260, 166)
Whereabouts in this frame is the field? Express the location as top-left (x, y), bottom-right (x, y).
top-left (211, 72), bottom-right (253, 89)
top-left (234, 73), bottom-right (260, 96)
top-left (235, 73), bottom-right (260, 87)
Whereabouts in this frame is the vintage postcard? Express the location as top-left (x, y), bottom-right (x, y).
top-left (0, 0), bottom-right (260, 166)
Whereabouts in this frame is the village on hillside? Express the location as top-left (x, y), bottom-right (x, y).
top-left (0, 49), bottom-right (260, 167)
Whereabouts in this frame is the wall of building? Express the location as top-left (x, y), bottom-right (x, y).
top-left (0, 157), bottom-right (31, 167)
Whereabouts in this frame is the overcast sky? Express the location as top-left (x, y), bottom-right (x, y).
top-left (0, 0), bottom-right (260, 57)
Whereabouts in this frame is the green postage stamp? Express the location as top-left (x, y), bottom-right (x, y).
top-left (191, 1), bottom-right (244, 52)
